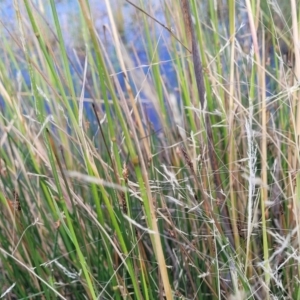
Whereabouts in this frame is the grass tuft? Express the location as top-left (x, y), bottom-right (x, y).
top-left (0, 0), bottom-right (299, 299)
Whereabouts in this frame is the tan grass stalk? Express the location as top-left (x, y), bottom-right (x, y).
top-left (245, 1), bottom-right (270, 296)
top-left (104, 0), bottom-right (152, 162)
top-left (290, 0), bottom-right (300, 287)
top-left (228, 0), bottom-right (241, 252)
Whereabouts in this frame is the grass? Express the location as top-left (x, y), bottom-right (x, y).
top-left (0, 0), bottom-right (299, 299)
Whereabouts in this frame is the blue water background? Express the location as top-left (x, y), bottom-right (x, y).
top-left (0, 0), bottom-right (180, 130)
top-left (0, 0), bottom-right (278, 131)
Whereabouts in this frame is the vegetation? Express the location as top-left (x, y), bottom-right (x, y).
top-left (0, 0), bottom-right (299, 299)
